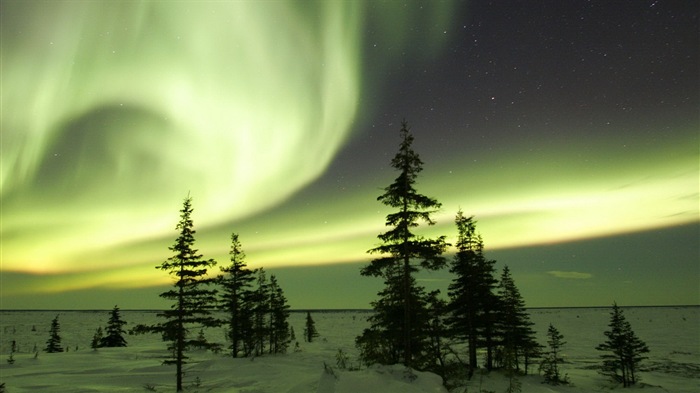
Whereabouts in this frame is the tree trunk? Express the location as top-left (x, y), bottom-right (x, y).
top-left (468, 336), bottom-right (476, 377)
top-left (403, 257), bottom-right (411, 367)
top-left (176, 267), bottom-right (185, 392)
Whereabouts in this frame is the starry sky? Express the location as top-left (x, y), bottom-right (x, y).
top-left (1, 0), bottom-right (698, 310)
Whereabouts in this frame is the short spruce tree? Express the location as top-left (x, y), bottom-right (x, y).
top-left (91, 327), bottom-right (104, 350)
top-left (100, 305), bottom-right (128, 347)
top-left (540, 324), bottom-right (569, 385)
top-left (596, 303), bottom-right (649, 387)
top-left (304, 311), bottom-right (319, 342)
top-left (268, 274), bottom-right (291, 354)
top-left (45, 315), bottom-right (63, 353)
top-left (496, 265), bottom-right (540, 374)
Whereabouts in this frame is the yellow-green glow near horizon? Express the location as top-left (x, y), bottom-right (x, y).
top-left (6, 132), bottom-right (696, 296)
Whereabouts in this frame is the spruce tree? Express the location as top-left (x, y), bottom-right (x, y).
top-left (219, 233), bottom-right (256, 358)
top-left (357, 266), bottom-right (432, 367)
top-left (133, 196), bottom-right (219, 392)
top-left (424, 290), bottom-right (449, 378)
top-left (268, 274), bottom-right (291, 354)
top-left (540, 324), bottom-right (569, 385)
top-left (7, 341), bottom-right (16, 365)
top-left (100, 305), bottom-right (127, 347)
top-left (251, 268), bottom-right (270, 357)
top-left (358, 120), bottom-right (448, 369)
top-left (446, 211), bottom-right (499, 376)
top-left (45, 315), bottom-right (63, 353)
top-left (496, 265), bottom-right (540, 374)
top-left (304, 311), bottom-right (319, 343)
top-left (239, 291), bottom-right (257, 357)
top-left (596, 303), bottom-right (649, 387)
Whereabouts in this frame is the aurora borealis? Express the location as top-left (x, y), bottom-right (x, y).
top-left (1, 1), bottom-right (698, 309)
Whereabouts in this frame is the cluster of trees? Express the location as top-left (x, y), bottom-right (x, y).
top-left (33, 120), bottom-right (650, 392)
top-left (91, 305), bottom-right (128, 349)
top-left (219, 233), bottom-right (291, 358)
top-left (357, 121), bottom-right (649, 388)
top-left (132, 197), bottom-right (292, 391)
top-left (42, 306), bottom-right (129, 355)
top-left (355, 121), bottom-right (539, 383)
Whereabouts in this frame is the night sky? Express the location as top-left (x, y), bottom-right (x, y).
top-left (2, 1), bottom-right (698, 309)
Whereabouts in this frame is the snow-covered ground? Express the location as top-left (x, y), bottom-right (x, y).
top-left (0, 307), bottom-right (697, 392)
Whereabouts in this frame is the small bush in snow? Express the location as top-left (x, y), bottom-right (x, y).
top-left (336, 348), bottom-right (349, 369)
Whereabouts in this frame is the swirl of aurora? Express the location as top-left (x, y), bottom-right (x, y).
top-left (2, 1), bottom-right (364, 268)
top-left (0, 1), bottom-right (457, 272)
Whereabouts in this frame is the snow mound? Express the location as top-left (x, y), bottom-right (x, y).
top-left (317, 364), bottom-right (447, 393)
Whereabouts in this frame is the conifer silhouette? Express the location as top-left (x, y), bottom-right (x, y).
top-left (45, 315), bottom-right (63, 353)
top-left (596, 303), bottom-right (650, 387)
top-left (358, 120), bottom-right (447, 369)
top-left (540, 324), bottom-right (569, 385)
top-left (219, 233), bottom-right (256, 358)
top-left (132, 196), bottom-right (218, 392)
top-left (100, 305), bottom-right (127, 347)
top-left (446, 211), bottom-right (499, 376)
top-left (304, 311), bottom-right (319, 343)
top-left (496, 265), bottom-right (540, 374)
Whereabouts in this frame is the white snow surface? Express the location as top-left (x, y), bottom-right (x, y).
top-left (0, 307), bottom-right (698, 392)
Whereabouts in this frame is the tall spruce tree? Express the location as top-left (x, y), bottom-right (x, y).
top-left (100, 305), bottom-right (127, 347)
top-left (45, 315), bottom-right (63, 353)
top-left (596, 303), bottom-right (649, 387)
top-left (496, 265), bottom-right (540, 374)
top-left (446, 211), bottom-right (499, 377)
top-left (358, 120), bottom-right (448, 369)
top-left (134, 196), bottom-right (219, 392)
top-left (219, 233), bottom-right (255, 358)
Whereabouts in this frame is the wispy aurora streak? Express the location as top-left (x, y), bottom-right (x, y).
top-left (1, 1), bottom-right (457, 273)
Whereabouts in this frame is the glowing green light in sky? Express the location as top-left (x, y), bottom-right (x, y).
top-left (1, 1), bottom-right (458, 274)
top-left (1, 1), bottom-right (697, 306)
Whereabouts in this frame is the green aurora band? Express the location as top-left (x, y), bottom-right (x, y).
top-left (1, 1), bottom-right (456, 277)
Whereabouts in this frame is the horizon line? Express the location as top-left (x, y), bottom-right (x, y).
top-left (1, 304), bottom-right (698, 312)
